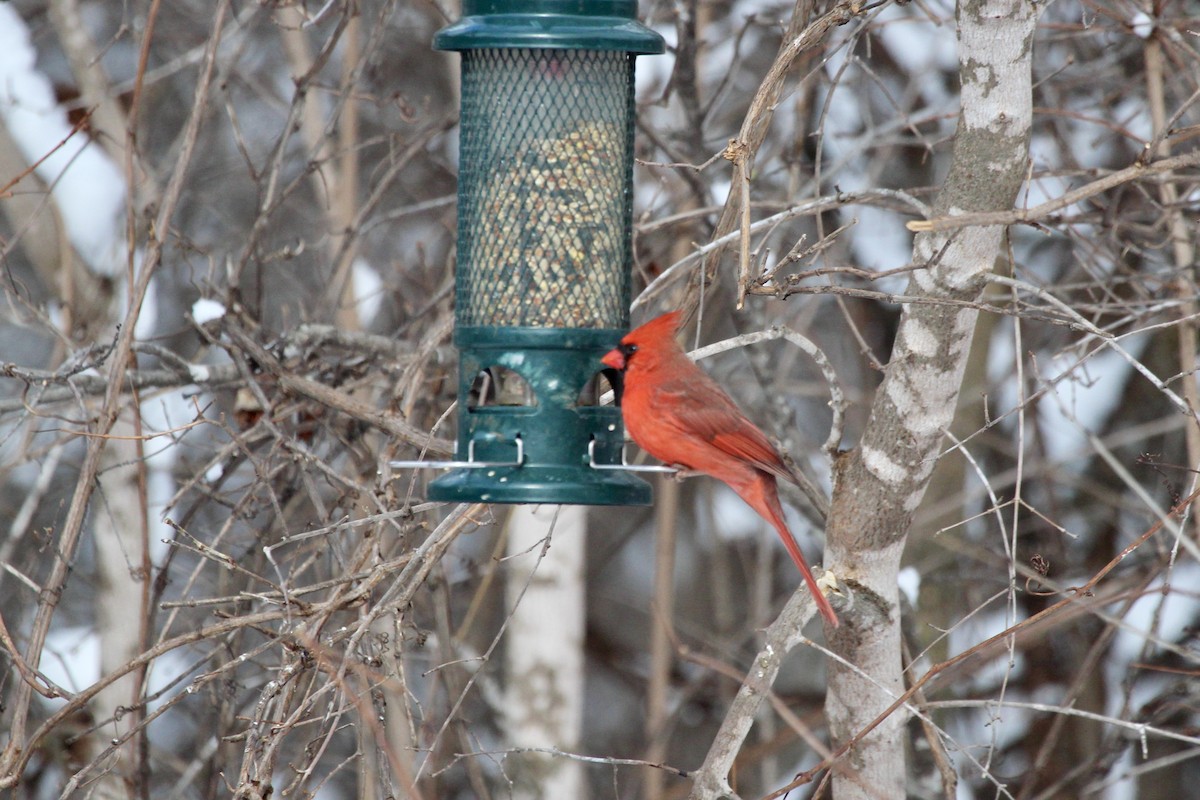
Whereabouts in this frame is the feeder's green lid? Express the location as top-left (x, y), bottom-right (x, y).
top-left (434, 0), bottom-right (665, 54)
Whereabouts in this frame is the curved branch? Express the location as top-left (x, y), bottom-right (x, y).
top-left (686, 588), bottom-right (823, 800)
top-left (689, 325), bottom-right (847, 458)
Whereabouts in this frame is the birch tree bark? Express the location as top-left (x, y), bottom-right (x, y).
top-left (824, 1), bottom-right (1039, 797)
top-left (47, 4), bottom-right (148, 795)
top-left (686, 2), bottom-right (1037, 797)
top-left (504, 504), bottom-right (587, 799)
top-left (90, 433), bottom-right (150, 799)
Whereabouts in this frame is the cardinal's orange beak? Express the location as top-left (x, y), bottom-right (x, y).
top-left (601, 348), bottom-right (625, 370)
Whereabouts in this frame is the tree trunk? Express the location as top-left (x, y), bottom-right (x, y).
top-left (90, 424), bottom-right (149, 800)
top-left (504, 504), bottom-right (587, 799)
top-left (824, 1), bottom-right (1039, 797)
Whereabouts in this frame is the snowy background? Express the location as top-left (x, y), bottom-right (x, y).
top-left (0, 0), bottom-right (1197, 798)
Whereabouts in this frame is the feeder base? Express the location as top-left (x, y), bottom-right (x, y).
top-left (428, 464), bottom-right (651, 506)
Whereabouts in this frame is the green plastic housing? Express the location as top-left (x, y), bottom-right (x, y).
top-left (429, 0), bottom-right (662, 505)
top-left (434, 0), bottom-right (665, 53)
top-left (427, 328), bottom-right (648, 504)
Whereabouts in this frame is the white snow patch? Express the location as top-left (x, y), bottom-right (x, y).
top-left (191, 298), bottom-right (227, 324)
top-left (1037, 340), bottom-right (1141, 464)
top-left (1026, 134), bottom-right (1079, 202)
top-left (39, 625), bottom-right (197, 752)
top-left (1129, 11), bottom-right (1154, 40)
top-left (1110, 560), bottom-right (1200, 669)
top-left (441, 124), bottom-right (460, 170)
top-left (851, 204), bottom-right (913, 284)
top-left (39, 626), bottom-right (100, 697)
top-left (1062, 112), bottom-right (1117, 172)
top-left (948, 606), bottom-right (1027, 693)
top-left (897, 565), bottom-right (921, 606)
top-left (987, 318), bottom-right (1020, 414)
top-left (875, 3), bottom-right (957, 95)
top-left (635, 26), bottom-right (674, 98)
top-left (134, 271), bottom-right (158, 340)
top-left (140, 389), bottom-right (203, 560)
top-left (1113, 94), bottom-right (1153, 144)
top-left (351, 258), bottom-right (384, 324)
top-left (1101, 749), bottom-right (1137, 800)
top-left (0, 5), bottom-right (126, 275)
top-left (710, 178), bottom-right (731, 209)
top-left (711, 484), bottom-right (765, 541)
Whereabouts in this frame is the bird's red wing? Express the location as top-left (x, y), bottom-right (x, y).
top-left (710, 427), bottom-right (792, 479)
top-left (647, 374), bottom-right (792, 481)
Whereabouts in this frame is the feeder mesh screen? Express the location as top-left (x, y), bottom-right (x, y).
top-left (457, 48), bottom-right (634, 329)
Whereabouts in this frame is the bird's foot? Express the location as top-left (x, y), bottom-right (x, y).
top-left (668, 465), bottom-right (702, 482)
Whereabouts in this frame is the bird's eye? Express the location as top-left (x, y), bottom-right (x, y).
top-left (619, 343), bottom-right (638, 359)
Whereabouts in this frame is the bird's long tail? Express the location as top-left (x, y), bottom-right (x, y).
top-left (755, 483), bottom-right (839, 627)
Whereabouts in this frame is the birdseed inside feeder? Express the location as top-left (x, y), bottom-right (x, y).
top-left (425, 0), bottom-right (664, 505)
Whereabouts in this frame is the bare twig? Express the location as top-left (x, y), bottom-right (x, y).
top-left (906, 151), bottom-right (1200, 233)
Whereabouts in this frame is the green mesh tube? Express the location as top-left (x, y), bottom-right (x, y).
top-left (457, 48), bottom-right (632, 329)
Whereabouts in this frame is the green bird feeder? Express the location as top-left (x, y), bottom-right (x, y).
top-left (424, 0), bottom-right (664, 505)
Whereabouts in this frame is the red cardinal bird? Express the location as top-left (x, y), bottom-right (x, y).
top-left (602, 311), bottom-right (839, 627)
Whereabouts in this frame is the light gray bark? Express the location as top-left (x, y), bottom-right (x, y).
top-left (91, 427), bottom-right (149, 800)
top-left (684, 2), bottom-right (1038, 797)
top-left (824, 1), bottom-right (1039, 798)
top-left (504, 504), bottom-right (587, 799)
